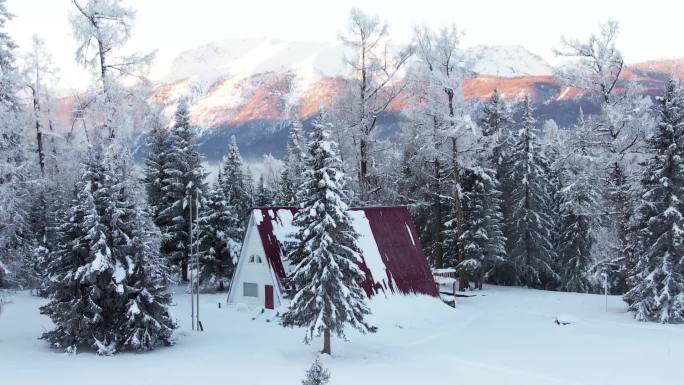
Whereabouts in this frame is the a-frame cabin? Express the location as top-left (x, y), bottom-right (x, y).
top-left (227, 206), bottom-right (438, 310)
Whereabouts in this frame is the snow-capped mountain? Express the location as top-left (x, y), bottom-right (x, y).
top-left (164, 38), bottom-right (345, 83)
top-left (150, 39), bottom-right (556, 130)
top-left (133, 39), bottom-right (682, 161)
top-left (164, 39), bottom-right (552, 82)
top-left (467, 45), bottom-right (553, 77)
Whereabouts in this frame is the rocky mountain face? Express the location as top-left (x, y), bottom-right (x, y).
top-left (106, 38), bottom-right (684, 161)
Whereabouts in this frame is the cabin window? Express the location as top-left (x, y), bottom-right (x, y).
top-left (248, 254), bottom-right (263, 264)
top-left (243, 282), bottom-right (258, 297)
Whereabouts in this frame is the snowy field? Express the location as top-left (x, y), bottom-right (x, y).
top-left (1, 286), bottom-right (683, 385)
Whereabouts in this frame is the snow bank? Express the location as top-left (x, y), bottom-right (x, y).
top-left (2, 286), bottom-right (684, 385)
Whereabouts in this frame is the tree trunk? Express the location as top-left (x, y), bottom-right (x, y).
top-left (359, 136), bottom-right (368, 200)
top-left (476, 269), bottom-right (483, 290)
top-left (33, 92), bottom-right (45, 177)
top-left (181, 260), bottom-right (188, 282)
top-left (322, 328), bottom-right (331, 355)
top-left (451, 137), bottom-right (468, 291)
top-left (432, 158), bottom-right (444, 269)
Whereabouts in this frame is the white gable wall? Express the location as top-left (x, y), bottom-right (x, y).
top-left (227, 213), bottom-right (282, 309)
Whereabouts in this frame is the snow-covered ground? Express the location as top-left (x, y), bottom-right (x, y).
top-left (1, 286), bottom-right (682, 385)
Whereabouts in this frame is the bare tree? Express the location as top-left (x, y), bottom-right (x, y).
top-left (555, 21), bottom-right (623, 107)
top-left (71, 0), bottom-right (154, 139)
top-left (554, 20), bottom-right (653, 290)
top-left (554, 20), bottom-right (650, 152)
top-left (405, 24), bottom-right (474, 272)
top-left (338, 8), bottom-right (412, 201)
top-left (22, 35), bottom-right (58, 176)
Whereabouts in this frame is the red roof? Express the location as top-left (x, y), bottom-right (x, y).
top-left (253, 206), bottom-right (437, 298)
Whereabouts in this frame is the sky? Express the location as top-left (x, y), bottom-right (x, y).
top-left (6, 0), bottom-right (684, 90)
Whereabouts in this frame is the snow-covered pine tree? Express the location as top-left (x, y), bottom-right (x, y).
top-left (482, 89), bottom-right (514, 171)
top-left (118, 204), bottom-right (176, 351)
top-left (477, 89), bottom-right (516, 284)
top-left (255, 174), bottom-right (275, 207)
top-left (41, 145), bottom-right (176, 353)
top-left (143, 112), bottom-right (171, 226)
top-left (481, 89), bottom-right (513, 137)
top-left (40, 147), bottom-right (115, 353)
top-left (281, 109), bottom-right (375, 355)
top-left (195, 178), bottom-right (240, 291)
top-left (243, 166), bottom-right (255, 208)
top-left (555, 116), bottom-right (600, 293)
top-left (604, 160), bottom-right (633, 292)
top-left (157, 99), bottom-right (207, 282)
top-left (454, 167), bottom-right (507, 289)
top-left (395, 147), bottom-right (418, 203)
top-left (556, 207), bottom-right (594, 293)
top-left (0, 0), bottom-right (32, 288)
top-left (302, 358), bottom-right (331, 385)
top-left (220, 135), bottom-right (252, 224)
top-left (23, 185), bottom-right (63, 295)
top-left (278, 119), bottom-right (306, 205)
top-left (624, 79), bottom-right (684, 323)
top-left (103, 148), bottom-right (176, 351)
top-left (506, 96), bottom-right (559, 289)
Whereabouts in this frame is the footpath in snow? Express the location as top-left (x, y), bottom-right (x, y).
top-left (1, 285), bottom-right (682, 385)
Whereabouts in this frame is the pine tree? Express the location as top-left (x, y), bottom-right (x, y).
top-left (556, 117), bottom-right (600, 293)
top-left (302, 358), bottom-right (331, 385)
top-left (281, 109), bottom-right (375, 355)
top-left (23, 185), bottom-right (62, 295)
top-left (605, 161), bottom-right (632, 293)
top-left (40, 147), bottom-right (115, 353)
top-left (624, 79), bottom-right (684, 323)
top-left (143, 116), bottom-right (171, 226)
top-left (557, 209), bottom-right (594, 292)
top-left (157, 99), bottom-right (207, 281)
top-left (220, 135), bottom-right (252, 223)
top-left (0, 0), bottom-right (31, 288)
top-left (483, 89), bottom-right (515, 171)
top-left (119, 212), bottom-right (175, 351)
top-left (506, 96), bottom-right (559, 288)
top-left (195, 179), bottom-right (240, 291)
top-left (454, 167), bottom-right (507, 289)
top-left (481, 89), bottom-right (513, 137)
top-left (279, 119), bottom-right (306, 205)
top-left (41, 145), bottom-right (176, 354)
top-left (480, 89), bottom-right (517, 284)
top-left (255, 174), bottom-right (274, 207)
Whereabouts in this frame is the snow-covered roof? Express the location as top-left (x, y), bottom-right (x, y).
top-left (252, 206), bottom-right (438, 298)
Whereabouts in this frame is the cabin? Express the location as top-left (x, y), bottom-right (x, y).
top-left (227, 206), bottom-right (438, 310)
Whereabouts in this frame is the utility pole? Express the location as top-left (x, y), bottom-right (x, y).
top-left (195, 189), bottom-right (203, 331)
top-left (189, 194), bottom-right (195, 331)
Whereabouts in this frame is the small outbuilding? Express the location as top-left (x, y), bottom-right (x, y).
top-left (227, 206), bottom-right (438, 310)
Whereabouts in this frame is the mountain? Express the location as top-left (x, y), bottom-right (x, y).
top-left (148, 40), bottom-right (556, 133)
top-left (67, 38), bottom-right (684, 162)
top-left (467, 45), bottom-right (553, 77)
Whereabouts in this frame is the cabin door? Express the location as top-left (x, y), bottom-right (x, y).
top-left (265, 285), bottom-right (274, 309)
